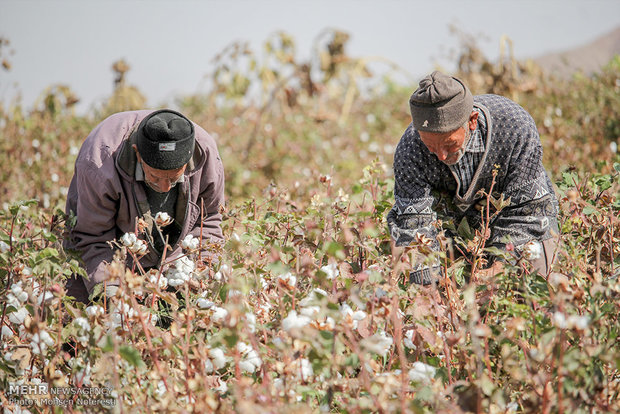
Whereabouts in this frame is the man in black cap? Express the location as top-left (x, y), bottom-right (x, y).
top-left (64, 109), bottom-right (225, 302)
top-left (387, 71), bottom-right (559, 284)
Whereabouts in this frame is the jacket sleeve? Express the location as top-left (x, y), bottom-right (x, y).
top-left (68, 161), bottom-right (120, 295)
top-left (189, 145), bottom-right (225, 263)
top-left (387, 128), bottom-right (442, 284)
top-left (489, 116), bottom-right (559, 250)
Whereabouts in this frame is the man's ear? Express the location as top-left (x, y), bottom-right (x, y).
top-left (132, 144), bottom-right (141, 161)
top-left (468, 111), bottom-right (479, 130)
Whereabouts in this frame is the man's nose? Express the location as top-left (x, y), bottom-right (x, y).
top-left (434, 148), bottom-right (448, 161)
top-left (158, 180), bottom-right (172, 192)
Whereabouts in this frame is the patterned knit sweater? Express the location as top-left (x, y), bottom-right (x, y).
top-left (387, 94), bottom-right (559, 283)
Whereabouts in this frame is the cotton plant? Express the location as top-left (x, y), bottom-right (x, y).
top-left (245, 312), bottom-right (257, 333)
top-left (288, 357), bottom-right (314, 382)
top-left (520, 240), bottom-right (543, 260)
top-left (73, 317), bottom-right (91, 345)
top-left (339, 303), bottom-right (368, 331)
top-left (204, 347), bottom-right (228, 373)
top-left (8, 307), bottom-right (29, 325)
top-left (408, 361), bottom-right (436, 384)
top-left (403, 329), bottom-right (417, 350)
top-left (277, 272), bottom-right (297, 289)
top-left (147, 269), bottom-right (168, 290)
top-left (154, 211), bottom-right (173, 227)
top-left (237, 342), bottom-right (262, 373)
top-left (320, 263), bottom-right (339, 280)
top-left (209, 306), bottom-right (229, 325)
top-left (32, 281), bottom-right (54, 306)
top-left (1, 325), bottom-right (13, 339)
top-left (31, 330), bottom-right (54, 355)
top-left (360, 331), bottom-right (393, 357)
top-left (181, 234), bottom-right (199, 251)
top-left (107, 302), bottom-right (137, 331)
top-left (281, 310), bottom-right (311, 332)
top-left (299, 288), bottom-right (328, 307)
top-left (120, 232), bottom-right (148, 255)
top-left (85, 305), bottom-right (105, 318)
top-left (165, 256), bottom-right (195, 287)
top-left (214, 263), bottom-right (232, 282)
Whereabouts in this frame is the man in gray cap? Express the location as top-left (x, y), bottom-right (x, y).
top-left (387, 71), bottom-right (559, 284)
top-left (64, 109), bottom-right (225, 302)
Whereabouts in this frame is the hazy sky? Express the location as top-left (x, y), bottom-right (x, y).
top-left (1, 0), bottom-right (619, 113)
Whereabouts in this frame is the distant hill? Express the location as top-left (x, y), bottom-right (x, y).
top-left (533, 26), bottom-right (620, 78)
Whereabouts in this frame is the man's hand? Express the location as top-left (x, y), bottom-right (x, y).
top-left (390, 239), bottom-right (405, 263)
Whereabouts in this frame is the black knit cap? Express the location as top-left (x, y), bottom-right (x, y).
top-left (135, 109), bottom-right (195, 170)
top-left (409, 71), bottom-right (473, 133)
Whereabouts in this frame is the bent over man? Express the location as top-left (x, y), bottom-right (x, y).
top-left (64, 109), bottom-right (225, 302)
top-left (387, 71), bottom-right (559, 284)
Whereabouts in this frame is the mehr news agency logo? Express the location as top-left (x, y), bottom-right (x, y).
top-left (7, 382), bottom-right (116, 408)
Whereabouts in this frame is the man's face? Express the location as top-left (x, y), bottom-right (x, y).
top-left (418, 112), bottom-right (478, 165)
top-left (134, 148), bottom-right (186, 193)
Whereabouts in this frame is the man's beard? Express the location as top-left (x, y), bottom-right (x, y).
top-left (441, 128), bottom-right (470, 166)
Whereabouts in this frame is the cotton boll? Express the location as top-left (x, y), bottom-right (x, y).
top-left (278, 272), bottom-right (297, 289)
top-left (237, 342), bottom-right (262, 373)
top-left (521, 240), bottom-right (542, 260)
top-left (74, 317), bottom-right (90, 331)
top-left (1, 325), bottom-right (13, 339)
top-left (120, 232), bottom-right (138, 247)
top-left (210, 306), bottom-right (229, 324)
top-left (290, 358), bottom-right (314, 381)
top-left (148, 272), bottom-right (168, 289)
top-left (340, 304), bottom-right (367, 330)
top-left (553, 312), bottom-right (567, 329)
top-left (154, 212), bottom-right (173, 227)
top-left (404, 330), bottom-right (416, 349)
top-left (37, 291), bottom-right (54, 306)
top-left (408, 361), bottom-right (436, 383)
top-left (208, 348), bottom-right (228, 370)
top-left (282, 310), bottom-right (311, 332)
top-left (567, 315), bottom-right (589, 330)
top-left (181, 234), bottom-right (199, 250)
top-left (299, 288), bottom-right (328, 308)
top-left (10, 282), bottom-right (28, 303)
top-left (204, 359), bottom-right (214, 374)
top-left (320, 263), bottom-right (339, 280)
top-left (0, 240), bottom-right (9, 253)
top-left (214, 378), bottom-right (228, 394)
top-left (361, 331), bottom-right (393, 356)
top-left (31, 330), bottom-right (54, 355)
top-left (197, 298), bottom-right (215, 309)
top-left (299, 306), bottom-right (320, 318)
top-left (245, 312), bottom-right (257, 333)
top-left (72, 321), bottom-right (89, 348)
top-left (8, 307), bottom-right (29, 325)
top-left (85, 305), bottom-right (104, 318)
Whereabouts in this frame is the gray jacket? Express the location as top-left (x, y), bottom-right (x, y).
top-left (64, 110), bottom-right (225, 300)
top-left (387, 94), bottom-right (559, 283)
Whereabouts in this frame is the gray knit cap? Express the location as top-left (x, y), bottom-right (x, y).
top-left (135, 109), bottom-right (195, 170)
top-left (409, 71), bottom-right (473, 133)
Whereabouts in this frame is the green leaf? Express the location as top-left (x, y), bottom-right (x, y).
top-left (100, 335), bottom-right (114, 352)
top-left (582, 205), bottom-right (596, 216)
top-left (319, 330), bottom-right (334, 340)
top-left (36, 247), bottom-right (59, 261)
top-left (457, 217), bottom-right (473, 240)
top-left (325, 242), bottom-right (345, 260)
top-left (119, 345), bottom-right (144, 368)
top-left (8, 199), bottom-right (38, 216)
